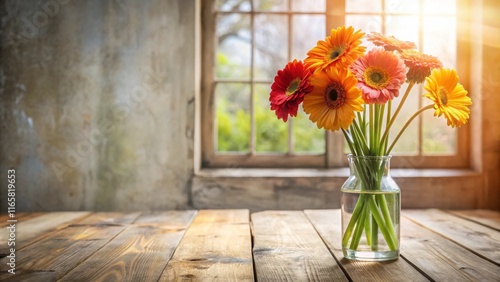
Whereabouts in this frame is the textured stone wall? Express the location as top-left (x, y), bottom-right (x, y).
top-left (0, 0), bottom-right (195, 211)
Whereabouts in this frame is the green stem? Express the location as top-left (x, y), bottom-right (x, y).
top-left (377, 194), bottom-right (399, 249)
top-left (342, 194), bottom-right (366, 247)
top-left (383, 100), bottom-right (392, 154)
top-left (369, 104), bottom-right (375, 153)
top-left (380, 82), bottom-right (415, 148)
top-left (368, 196), bottom-right (398, 250)
top-left (386, 104), bottom-right (434, 154)
top-left (371, 215), bottom-right (378, 250)
top-left (350, 202), bottom-right (368, 250)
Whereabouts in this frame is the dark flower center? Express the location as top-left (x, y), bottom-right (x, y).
top-left (439, 87), bottom-right (448, 105)
top-left (329, 89), bottom-right (338, 101)
top-left (329, 45), bottom-right (347, 61)
top-left (324, 82), bottom-right (346, 109)
top-left (286, 78), bottom-right (301, 96)
top-left (370, 72), bottom-right (383, 83)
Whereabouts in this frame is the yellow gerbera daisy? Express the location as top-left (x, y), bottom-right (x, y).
top-left (303, 68), bottom-right (364, 131)
top-left (305, 26), bottom-right (366, 73)
top-left (423, 68), bottom-right (472, 128)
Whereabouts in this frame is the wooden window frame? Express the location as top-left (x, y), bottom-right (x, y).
top-left (201, 0), bottom-right (471, 169)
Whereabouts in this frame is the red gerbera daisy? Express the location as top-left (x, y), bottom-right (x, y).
top-left (270, 60), bottom-right (313, 122)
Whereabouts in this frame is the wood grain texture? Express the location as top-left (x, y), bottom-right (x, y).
top-left (304, 210), bottom-right (428, 282)
top-left (0, 212), bottom-right (91, 254)
top-left (0, 212), bottom-right (44, 228)
top-left (60, 211), bottom-right (196, 282)
top-left (0, 212), bottom-right (140, 280)
top-left (447, 210), bottom-right (500, 230)
top-left (252, 210), bottom-right (347, 282)
top-left (400, 216), bottom-right (500, 281)
top-left (403, 209), bottom-right (500, 265)
top-left (161, 210), bottom-right (254, 281)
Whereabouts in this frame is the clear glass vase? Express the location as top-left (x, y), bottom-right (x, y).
top-left (341, 155), bottom-right (400, 261)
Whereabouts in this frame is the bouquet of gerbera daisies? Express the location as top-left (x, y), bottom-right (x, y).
top-left (269, 26), bottom-right (472, 259)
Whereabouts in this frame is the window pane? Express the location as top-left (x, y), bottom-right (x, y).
top-left (254, 83), bottom-right (288, 153)
top-left (293, 105), bottom-right (325, 153)
top-left (345, 15), bottom-right (382, 35)
top-left (421, 16), bottom-right (457, 155)
top-left (389, 84), bottom-right (420, 155)
top-left (422, 109), bottom-right (456, 155)
top-left (254, 14), bottom-right (288, 81)
top-left (346, 0), bottom-right (381, 13)
top-left (385, 16), bottom-right (419, 46)
top-left (216, 14), bottom-right (251, 79)
top-left (292, 0), bottom-right (325, 12)
top-left (385, 0), bottom-right (418, 14)
top-left (216, 83), bottom-right (251, 152)
top-left (292, 15), bottom-right (326, 60)
top-left (253, 0), bottom-right (287, 11)
top-left (423, 0), bottom-right (456, 15)
top-left (216, 0), bottom-right (251, 11)
top-left (423, 16), bottom-right (456, 68)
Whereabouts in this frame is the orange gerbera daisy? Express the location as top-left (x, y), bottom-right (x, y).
top-left (303, 68), bottom-right (364, 131)
top-left (424, 68), bottom-right (472, 128)
top-left (350, 49), bottom-right (406, 104)
top-left (401, 49), bottom-right (442, 84)
top-left (269, 60), bottom-right (313, 121)
top-left (366, 32), bottom-right (417, 52)
top-left (305, 26), bottom-right (365, 73)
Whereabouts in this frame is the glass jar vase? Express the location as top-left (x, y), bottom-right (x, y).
top-left (341, 155), bottom-right (400, 261)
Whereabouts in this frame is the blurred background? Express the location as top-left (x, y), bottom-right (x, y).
top-left (1, 0), bottom-right (499, 212)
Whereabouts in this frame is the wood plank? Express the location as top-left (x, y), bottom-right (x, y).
top-left (0, 271), bottom-right (56, 282)
top-left (0, 212), bottom-right (44, 228)
top-left (305, 210), bottom-right (428, 282)
top-left (400, 216), bottom-right (500, 281)
top-left (403, 209), bottom-right (500, 265)
top-left (0, 212), bottom-right (91, 254)
top-left (252, 210), bottom-right (347, 282)
top-left (60, 211), bottom-right (196, 282)
top-left (160, 210), bottom-right (254, 281)
top-left (0, 212), bottom-right (140, 280)
top-left (447, 210), bottom-right (500, 231)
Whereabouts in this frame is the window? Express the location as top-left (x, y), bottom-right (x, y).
top-left (201, 0), bottom-right (470, 169)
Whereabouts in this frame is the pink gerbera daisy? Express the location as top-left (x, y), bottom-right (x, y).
top-left (269, 60), bottom-right (313, 121)
top-left (350, 49), bottom-right (406, 104)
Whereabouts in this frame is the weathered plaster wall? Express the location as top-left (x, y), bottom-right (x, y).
top-left (0, 0), bottom-right (195, 211)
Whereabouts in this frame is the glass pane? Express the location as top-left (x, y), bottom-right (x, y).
top-left (293, 105), bottom-right (325, 153)
top-left (216, 14), bottom-right (251, 79)
top-left (253, 0), bottom-right (287, 11)
top-left (385, 16), bottom-right (419, 46)
top-left (389, 83), bottom-right (420, 155)
top-left (345, 15), bottom-right (382, 49)
top-left (216, 0), bottom-right (251, 11)
top-left (292, 15), bottom-right (326, 60)
top-left (345, 15), bottom-right (382, 35)
top-left (216, 83), bottom-right (251, 152)
top-left (423, 0), bottom-right (456, 15)
top-left (422, 108), bottom-right (456, 155)
top-left (254, 15), bottom-right (288, 81)
top-left (292, 0), bottom-right (325, 12)
top-left (254, 83), bottom-right (288, 153)
top-left (385, 0), bottom-right (419, 14)
top-left (346, 0), bottom-right (381, 13)
top-left (423, 16), bottom-right (456, 68)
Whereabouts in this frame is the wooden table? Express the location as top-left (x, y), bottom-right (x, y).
top-left (0, 209), bottom-right (499, 281)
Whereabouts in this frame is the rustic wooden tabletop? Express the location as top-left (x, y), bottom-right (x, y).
top-left (0, 209), bottom-right (499, 281)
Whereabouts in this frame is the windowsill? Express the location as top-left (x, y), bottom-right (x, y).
top-left (196, 168), bottom-right (481, 178)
